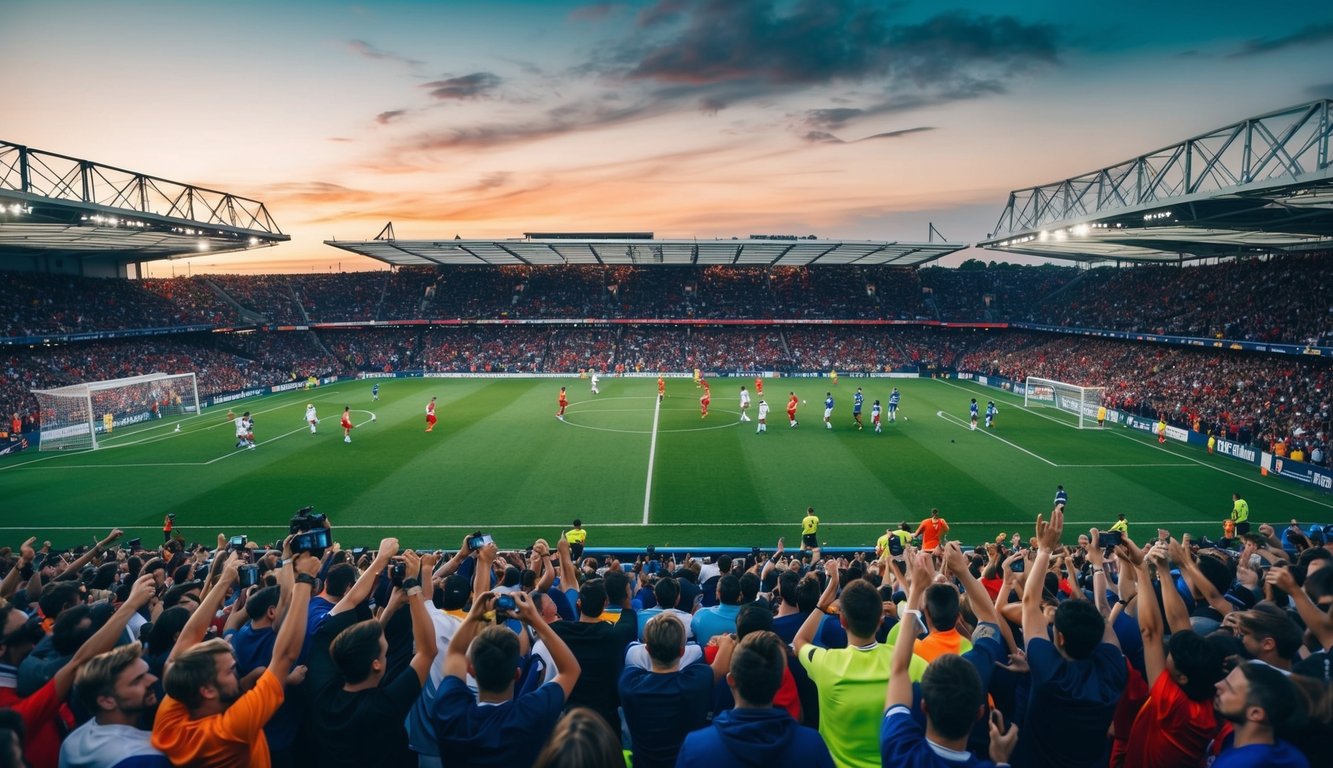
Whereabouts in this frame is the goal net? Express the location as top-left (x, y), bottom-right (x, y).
top-left (1023, 377), bottom-right (1106, 429)
top-left (33, 372), bottom-right (200, 452)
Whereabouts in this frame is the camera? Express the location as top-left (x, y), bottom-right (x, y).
top-left (389, 559), bottom-right (407, 587)
top-left (229, 535), bottom-right (248, 551)
top-left (1010, 559), bottom-right (1025, 573)
top-left (289, 506), bottom-right (327, 535)
top-left (238, 565), bottom-right (260, 588)
top-left (467, 532), bottom-right (493, 552)
top-left (126, 538), bottom-right (142, 552)
top-left (495, 593), bottom-right (516, 617)
top-left (290, 527), bottom-right (331, 557)
top-left (1096, 531), bottom-right (1123, 550)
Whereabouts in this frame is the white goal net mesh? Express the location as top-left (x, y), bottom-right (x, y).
top-left (1023, 377), bottom-right (1106, 429)
top-left (33, 372), bottom-right (199, 451)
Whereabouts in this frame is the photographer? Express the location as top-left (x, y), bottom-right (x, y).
top-left (307, 547), bottom-right (437, 767)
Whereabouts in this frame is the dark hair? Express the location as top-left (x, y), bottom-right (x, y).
top-left (440, 575), bottom-right (470, 611)
top-left (718, 555), bottom-right (733, 574)
top-left (245, 586), bottom-right (281, 622)
top-left (920, 654), bottom-right (985, 739)
top-left (91, 563), bottom-right (119, 591)
top-left (1167, 630), bottom-right (1226, 700)
top-left (730, 631), bottom-right (786, 706)
top-left (578, 579), bottom-right (607, 619)
top-left (52, 604), bottom-right (95, 656)
top-left (924, 584), bottom-right (961, 632)
top-left (501, 566), bottom-right (522, 589)
top-left (531, 708), bottom-right (622, 768)
top-left (470, 624), bottom-right (520, 692)
top-left (777, 572), bottom-right (800, 607)
top-left (38, 581), bottom-right (81, 621)
top-left (795, 574), bottom-right (821, 613)
top-left (146, 607), bottom-right (191, 655)
top-left (1194, 556), bottom-right (1234, 598)
top-left (1053, 599), bottom-right (1105, 659)
top-left (718, 575), bottom-right (742, 605)
top-left (603, 571), bottom-right (629, 605)
top-left (736, 603), bottom-right (774, 639)
top-left (1237, 661), bottom-right (1306, 730)
top-left (324, 564), bottom-right (357, 599)
top-left (330, 619), bottom-right (385, 684)
top-left (739, 572), bottom-right (761, 603)
top-left (1304, 566), bottom-right (1333, 603)
top-left (838, 580), bottom-right (882, 638)
top-left (161, 581), bottom-right (203, 609)
top-left (653, 577), bottom-right (680, 610)
top-left (1239, 605), bottom-right (1304, 661)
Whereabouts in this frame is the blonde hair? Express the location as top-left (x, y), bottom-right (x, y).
top-left (74, 643), bottom-right (144, 713)
top-left (163, 637), bottom-right (232, 710)
top-left (532, 708), bottom-right (623, 768)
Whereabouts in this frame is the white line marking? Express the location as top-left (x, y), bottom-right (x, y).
top-left (935, 409), bottom-right (1058, 467)
top-left (643, 395), bottom-right (663, 525)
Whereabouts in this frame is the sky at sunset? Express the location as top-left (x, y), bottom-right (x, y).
top-left (4, 0), bottom-right (1332, 275)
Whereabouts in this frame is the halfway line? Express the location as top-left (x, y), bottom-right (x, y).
top-left (643, 395), bottom-right (662, 525)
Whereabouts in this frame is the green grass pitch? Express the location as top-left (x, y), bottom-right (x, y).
top-left (3, 377), bottom-right (1329, 551)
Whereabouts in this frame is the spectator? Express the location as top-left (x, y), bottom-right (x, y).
top-left (531, 707), bottom-right (624, 768)
top-left (546, 578), bottom-right (637, 734)
top-left (150, 552), bottom-right (319, 767)
top-left (61, 643), bottom-right (170, 768)
top-left (692, 575), bottom-right (742, 644)
top-left (1211, 662), bottom-right (1311, 768)
top-left (432, 592), bottom-right (579, 767)
top-left (635, 577), bottom-right (693, 641)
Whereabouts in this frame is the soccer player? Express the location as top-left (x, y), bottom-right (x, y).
top-left (340, 406), bottom-right (353, 444)
top-left (1157, 414), bottom-right (1167, 444)
top-left (658, 375), bottom-right (666, 402)
top-left (590, 372), bottom-right (600, 395)
top-left (756, 399), bottom-right (769, 433)
top-left (235, 411), bottom-right (254, 449)
top-left (969, 398), bottom-right (979, 430)
top-left (425, 397), bottom-right (437, 432)
top-left (738, 386), bottom-right (751, 422)
top-left (888, 387), bottom-right (901, 422)
top-left (1109, 513), bottom-right (1128, 534)
top-left (914, 508), bottom-right (950, 553)
top-left (829, 369), bottom-right (838, 386)
top-left (822, 392), bottom-right (834, 430)
top-left (985, 400), bottom-right (998, 429)
top-left (693, 368), bottom-right (702, 387)
top-left (852, 387), bottom-right (864, 430)
top-left (871, 400), bottom-right (882, 433)
top-left (787, 392), bottom-right (799, 428)
top-left (800, 507), bottom-right (819, 551)
top-left (754, 376), bottom-right (763, 397)
top-left (371, 382), bottom-right (379, 401)
top-left (306, 403), bottom-right (319, 434)
top-left (557, 387), bottom-right (569, 420)
top-left (1096, 403), bottom-right (1107, 427)
top-left (1054, 485), bottom-right (1069, 507)
top-left (565, 519), bottom-right (587, 559)
top-left (699, 383), bottom-right (711, 419)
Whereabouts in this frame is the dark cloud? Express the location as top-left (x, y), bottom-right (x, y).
top-left (620, 1), bottom-right (1058, 91)
top-left (1230, 22), bottom-right (1333, 57)
top-left (802, 126), bottom-right (934, 144)
top-left (347, 39), bottom-right (423, 68)
top-left (569, 3), bottom-right (625, 22)
top-left (805, 108), bottom-right (866, 130)
top-left (474, 172), bottom-right (512, 191)
top-left (376, 110), bottom-right (407, 125)
top-left (422, 73), bottom-right (503, 101)
top-left (403, 99), bottom-right (667, 150)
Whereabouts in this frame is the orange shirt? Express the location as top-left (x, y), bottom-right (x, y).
top-left (151, 667), bottom-right (284, 768)
top-left (558, 392), bottom-right (568, 406)
top-left (657, 378), bottom-right (665, 393)
top-left (916, 518), bottom-right (949, 550)
top-left (913, 628), bottom-right (972, 663)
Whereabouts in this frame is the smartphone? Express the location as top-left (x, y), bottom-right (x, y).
top-left (888, 537), bottom-right (904, 557)
top-left (467, 533), bottom-right (494, 552)
top-left (1097, 531), bottom-right (1123, 550)
top-left (238, 565), bottom-right (260, 588)
top-left (1010, 559), bottom-right (1025, 573)
top-left (495, 593), bottom-right (517, 615)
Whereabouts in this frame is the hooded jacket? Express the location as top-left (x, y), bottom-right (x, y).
top-left (675, 707), bottom-right (833, 768)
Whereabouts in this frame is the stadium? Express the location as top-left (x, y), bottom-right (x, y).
top-left (2, 5), bottom-right (1332, 768)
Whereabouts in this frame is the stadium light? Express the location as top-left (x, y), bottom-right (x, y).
top-left (196, 240), bottom-right (209, 251)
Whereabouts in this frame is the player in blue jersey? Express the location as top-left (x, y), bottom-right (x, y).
top-left (1054, 485), bottom-right (1068, 507)
top-left (985, 400), bottom-right (998, 429)
top-left (371, 382), bottom-right (379, 401)
top-left (852, 387), bottom-right (864, 430)
top-left (871, 400), bottom-right (882, 433)
top-left (969, 398), bottom-right (979, 430)
top-left (888, 387), bottom-right (901, 422)
top-left (823, 393), bottom-right (834, 430)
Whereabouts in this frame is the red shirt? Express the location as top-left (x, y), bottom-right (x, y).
top-left (0, 679), bottom-right (67, 768)
top-left (340, 414), bottom-right (352, 429)
top-left (787, 396), bottom-right (798, 412)
top-left (1122, 669), bottom-right (1221, 768)
top-left (558, 392), bottom-right (568, 406)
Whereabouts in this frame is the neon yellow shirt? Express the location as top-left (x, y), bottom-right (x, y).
top-left (802, 515), bottom-right (819, 535)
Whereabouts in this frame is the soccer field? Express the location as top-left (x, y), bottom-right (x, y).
top-left (3, 377), bottom-right (1330, 550)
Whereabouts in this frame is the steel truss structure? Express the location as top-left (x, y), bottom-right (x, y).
top-left (981, 100), bottom-right (1333, 263)
top-left (326, 227), bottom-right (965, 268)
top-left (0, 140), bottom-right (288, 274)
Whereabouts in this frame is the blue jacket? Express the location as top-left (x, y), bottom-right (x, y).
top-left (675, 707), bottom-right (833, 768)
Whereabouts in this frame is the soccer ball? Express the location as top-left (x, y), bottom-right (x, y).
top-left (370, 415), bottom-right (377, 422)
top-left (802, 399), bottom-right (807, 405)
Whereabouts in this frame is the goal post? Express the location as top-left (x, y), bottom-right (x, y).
top-left (1023, 377), bottom-right (1106, 429)
top-left (33, 372), bottom-right (200, 451)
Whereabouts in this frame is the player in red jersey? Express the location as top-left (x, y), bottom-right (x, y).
top-left (755, 376), bottom-right (764, 396)
top-left (557, 387), bottom-right (569, 420)
top-left (787, 392), bottom-right (799, 428)
top-left (699, 383), bottom-right (711, 418)
top-left (425, 397), bottom-right (437, 432)
top-left (657, 376), bottom-right (665, 402)
top-left (340, 406), bottom-right (353, 444)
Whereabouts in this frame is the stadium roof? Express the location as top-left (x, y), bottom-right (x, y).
top-left (325, 229), bottom-right (965, 267)
top-left (980, 100), bottom-right (1333, 264)
top-left (0, 140), bottom-right (288, 273)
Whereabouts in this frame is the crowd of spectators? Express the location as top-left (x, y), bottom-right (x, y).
top-left (1, 508), bottom-right (1329, 767)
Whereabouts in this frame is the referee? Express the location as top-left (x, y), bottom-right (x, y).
top-left (1230, 493), bottom-right (1250, 536)
top-left (801, 507), bottom-right (820, 551)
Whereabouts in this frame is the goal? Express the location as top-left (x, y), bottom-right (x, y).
top-left (1023, 377), bottom-right (1106, 429)
top-left (33, 372), bottom-right (200, 452)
